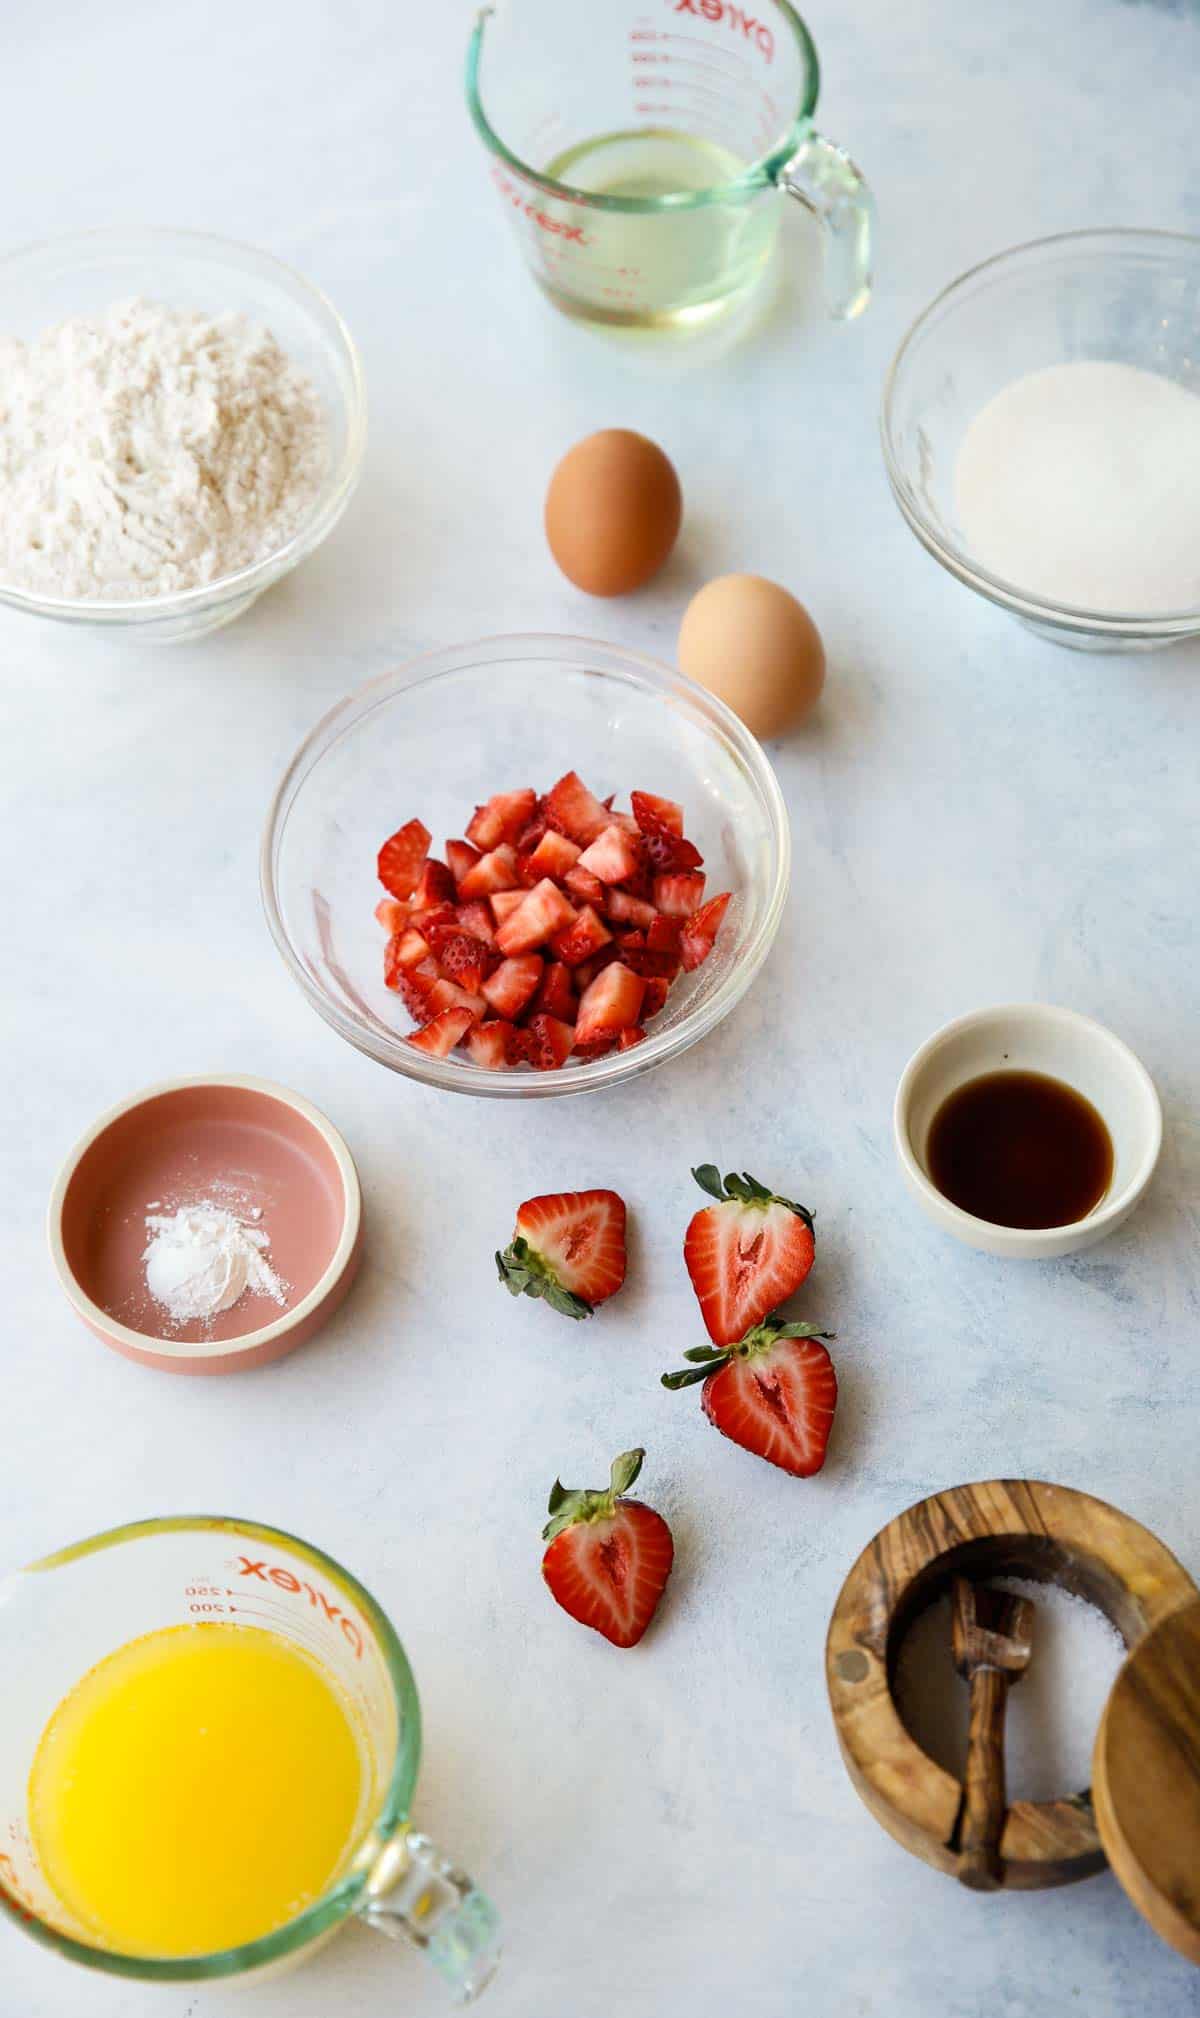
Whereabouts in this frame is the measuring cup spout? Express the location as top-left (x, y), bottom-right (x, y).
top-left (777, 130), bottom-right (875, 320)
top-left (359, 1828), bottom-right (501, 2002)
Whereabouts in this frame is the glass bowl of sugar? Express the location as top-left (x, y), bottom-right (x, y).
top-left (0, 229), bottom-right (365, 644)
top-left (881, 229), bottom-right (1200, 651)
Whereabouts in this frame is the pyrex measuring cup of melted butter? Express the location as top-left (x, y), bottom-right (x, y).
top-left (466, 0), bottom-right (874, 327)
top-left (0, 1517), bottom-right (499, 2000)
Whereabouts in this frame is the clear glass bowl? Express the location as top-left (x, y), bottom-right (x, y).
top-left (0, 228), bottom-right (365, 644)
top-left (881, 229), bottom-right (1200, 652)
top-left (261, 636), bottom-right (790, 1099)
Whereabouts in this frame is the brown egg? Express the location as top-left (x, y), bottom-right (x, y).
top-left (677, 574), bottom-right (825, 737)
top-left (545, 429), bottom-right (682, 596)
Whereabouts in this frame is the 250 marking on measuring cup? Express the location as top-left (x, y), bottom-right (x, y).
top-left (177, 1557), bottom-right (366, 1659)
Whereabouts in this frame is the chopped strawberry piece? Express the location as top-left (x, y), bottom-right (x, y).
top-left (551, 904), bottom-right (612, 966)
top-left (414, 858), bottom-right (456, 909)
top-left (466, 788), bottom-right (538, 852)
top-left (377, 819), bottom-right (431, 900)
top-left (409, 902), bottom-right (457, 938)
top-left (615, 930), bottom-right (645, 951)
top-left (375, 896), bottom-right (410, 934)
top-left (505, 1025), bottom-right (537, 1067)
top-left (653, 871), bottom-right (707, 917)
top-left (393, 966), bottom-right (437, 1021)
top-left (455, 898), bottom-right (497, 947)
top-left (466, 1020), bottom-right (517, 1070)
top-left (495, 879), bottom-right (577, 957)
top-left (564, 865), bottom-right (607, 908)
top-left (680, 891), bottom-right (731, 971)
top-left (543, 770), bottom-right (612, 846)
top-left (524, 1013), bottom-right (574, 1070)
top-left (515, 814), bottom-right (549, 855)
top-left (573, 944), bottom-right (622, 991)
top-left (641, 976), bottom-right (671, 1019)
top-left (524, 828), bottom-right (582, 883)
top-left (384, 929), bottom-right (431, 986)
top-left (573, 1034), bottom-right (619, 1060)
top-left (457, 844), bottom-right (521, 898)
top-left (605, 888), bottom-right (657, 930)
top-left (631, 790), bottom-right (683, 838)
top-left (446, 838), bottom-right (481, 885)
top-left (618, 1026), bottom-right (647, 1050)
top-left (490, 888), bottom-right (526, 923)
top-left (424, 976), bottom-right (487, 1018)
top-left (428, 926), bottom-right (496, 994)
top-left (621, 946), bottom-right (681, 981)
top-left (575, 961), bottom-right (646, 1047)
top-left (646, 914), bottom-right (682, 952)
top-left (533, 961), bottom-right (577, 1022)
top-left (407, 1006), bottom-right (477, 1057)
top-left (515, 850), bottom-right (542, 889)
top-left (576, 823), bottom-right (645, 886)
top-left (482, 954), bottom-right (544, 1019)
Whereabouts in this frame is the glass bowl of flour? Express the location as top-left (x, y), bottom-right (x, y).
top-left (0, 229), bottom-right (365, 643)
top-left (881, 229), bottom-right (1200, 651)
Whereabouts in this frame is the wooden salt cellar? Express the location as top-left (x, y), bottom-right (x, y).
top-left (826, 1479), bottom-right (1199, 1901)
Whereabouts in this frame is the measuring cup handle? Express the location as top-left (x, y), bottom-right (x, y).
top-left (358, 1828), bottom-right (501, 2003)
top-left (777, 130), bottom-right (875, 321)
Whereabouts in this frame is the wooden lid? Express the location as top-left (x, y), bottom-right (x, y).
top-left (1093, 1598), bottom-right (1200, 1965)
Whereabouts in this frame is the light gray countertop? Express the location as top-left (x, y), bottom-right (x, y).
top-left (2, 2), bottom-right (1199, 2014)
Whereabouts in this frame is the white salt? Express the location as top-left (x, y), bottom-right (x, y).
top-left (892, 1576), bottom-right (1126, 1802)
top-left (954, 360), bottom-right (1200, 615)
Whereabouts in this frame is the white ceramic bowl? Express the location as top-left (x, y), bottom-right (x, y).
top-left (893, 1004), bottom-right (1162, 1258)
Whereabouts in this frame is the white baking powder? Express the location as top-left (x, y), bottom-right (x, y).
top-left (893, 1576), bottom-right (1125, 1803)
top-left (954, 359), bottom-right (1200, 614)
top-left (0, 298), bottom-right (326, 600)
top-left (143, 1202), bottom-right (288, 1325)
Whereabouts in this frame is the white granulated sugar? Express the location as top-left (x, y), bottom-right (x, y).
top-left (892, 1576), bottom-right (1126, 1803)
top-left (143, 1201), bottom-right (288, 1326)
top-left (0, 297), bottom-right (327, 600)
top-left (954, 359), bottom-right (1200, 615)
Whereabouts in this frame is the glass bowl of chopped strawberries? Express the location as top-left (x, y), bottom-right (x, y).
top-left (261, 636), bottom-right (790, 1097)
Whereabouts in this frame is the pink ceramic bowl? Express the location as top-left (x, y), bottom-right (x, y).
top-left (47, 1075), bottom-right (363, 1373)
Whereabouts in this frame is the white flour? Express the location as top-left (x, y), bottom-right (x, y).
top-left (143, 1202), bottom-right (288, 1325)
top-left (954, 359), bottom-right (1200, 614)
top-left (0, 297), bottom-right (326, 600)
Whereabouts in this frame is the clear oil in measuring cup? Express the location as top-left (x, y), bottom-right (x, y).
top-left (540, 127), bottom-right (777, 328)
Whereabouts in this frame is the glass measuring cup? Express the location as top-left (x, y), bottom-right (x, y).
top-left (0, 1516), bottom-right (499, 2000)
top-left (466, 0), bottom-right (873, 328)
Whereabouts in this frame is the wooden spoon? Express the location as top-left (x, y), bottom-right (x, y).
top-left (951, 1576), bottom-right (1035, 1890)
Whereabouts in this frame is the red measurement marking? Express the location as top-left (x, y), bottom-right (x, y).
top-left (231, 1554), bottom-right (364, 1659)
top-left (490, 165), bottom-right (589, 244)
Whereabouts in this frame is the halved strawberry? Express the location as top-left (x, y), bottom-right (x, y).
top-left (428, 926), bottom-right (496, 994)
top-left (565, 864), bottom-right (607, 908)
top-left (524, 1012), bottom-right (574, 1070)
top-left (605, 888), bottom-right (658, 931)
top-left (482, 953), bottom-right (544, 1020)
top-left (495, 879), bottom-right (577, 957)
top-left (466, 788), bottom-right (538, 851)
top-left (575, 961), bottom-right (646, 1047)
top-left (544, 770), bottom-right (612, 846)
top-left (524, 828), bottom-right (582, 883)
top-left (455, 898), bottom-right (497, 947)
top-left (653, 871), bottom-right (706, 918)
top-left (415, 858), bottom-right (456, 909)
top-left (577, 824), bottom-right (645, 885)
top-left (384, 929), bottom-right (431, 988)
top-left (541, 1449), bottom-right (673, 1648)
top-left (407, 1006), bottom-right (477, 1056)
top-left (683, 1167), bottom-right (816, 1345)
top-left (533, 961), bottom-right (577, 1022)
top-left (458, 844), bottom-right (520, 899)
top-left (466, 1020), bottom-right (516, 1069)
top-left (641, 976), bottom-right (671, 1019)
top-left (378, 819), bottom-right (431, 900)
top-left (551, 904), bottom-right (612, 967)
top-left (630, 790), bottom-right (683, 838)
top-left (662, 1320), bottom-right (837, 1477)
top-left (497, 1188), bottom-right (627, 1318)
top-left (490, 888), bottom-right (526, 924)
top-left (618, 1026), bottom-right (647, 1050)
top-left (446, 838), bottom-right (481, 885)
top-left (375, 896), bottom-right (410, 934)
top-left (680, 892), bottom-right (731, 971)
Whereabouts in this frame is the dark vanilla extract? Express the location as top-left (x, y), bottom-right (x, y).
top-left (927, 1070), bottom-right (1113, 1230)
